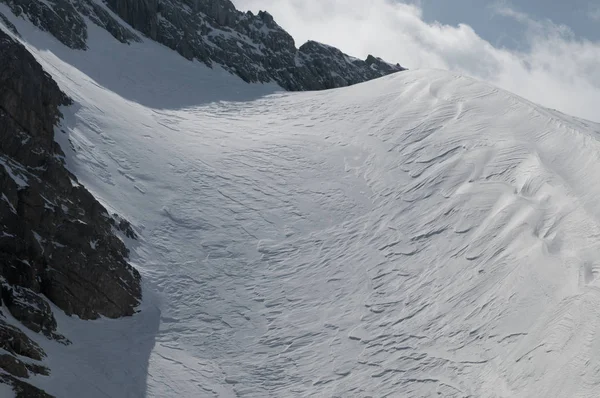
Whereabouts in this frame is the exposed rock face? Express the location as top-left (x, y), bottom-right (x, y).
top-left (2, 0), bottom-right (88, 49)
top-left (0, 373), bottom-right (53, 398)
top-left (1, 0), bottom-right (406, 90)
top-left (295, 41), bottom-right (405, 90)
top-left (105, 0), bottom-right (158, 39)
top-left (0, 28), bottom-right (141, 321)
top-left (2, 284), bottom-right (61, 339)
top-left (0, 11), bottom-right (19, 36)
top-left (0, 314), bottom-right (51, 394)
top-left (0, 28), bottom-right (141, 395)
top-left (0, 318), bottom-right (46, 361)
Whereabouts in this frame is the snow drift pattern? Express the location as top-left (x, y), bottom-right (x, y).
top-left (2, 6), bottom-right (600, 398)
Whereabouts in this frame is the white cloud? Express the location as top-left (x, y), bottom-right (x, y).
top-left (234, 0), bottom-right (600, 123)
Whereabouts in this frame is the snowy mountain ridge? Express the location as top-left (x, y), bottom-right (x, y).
top-left (0, 0), bottom-right (405, 90)
top-left (1, 2), bottom-right (600, 398)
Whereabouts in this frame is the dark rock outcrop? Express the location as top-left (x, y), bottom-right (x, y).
top-left (0, 318), bottom-right (46, 360)
top-left (1, 0), bottom-right (88, 49)
top-left (104, 0), bottom-right (158, 39)
top-left (0, 314), bottom-right (50, 392)
top-left (0, 0), bottom-right (406, 91)
top-left (0, 28), bottom-right (141, 321)
top-left (0, 11), bottom-right (19, 36)
top-left (0, 373), bottom-right (53, 398)
top-left (0, 353), bottom-right (29, 378)
top-left (75, 0), bottom-right (141, 44)
top-left (295, 41), bottom-right (405, 90)
top-left (1, 284), bottom-right (65, 340)
top-left (0, 0), bottom-right (141, 46)
top-left (0, 350), bottom-right (49, 378)
top-left (0, 28), bottom-right (141, 395)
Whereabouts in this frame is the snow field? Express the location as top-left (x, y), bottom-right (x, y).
top-left (3, 9), bottom-right (600, 397)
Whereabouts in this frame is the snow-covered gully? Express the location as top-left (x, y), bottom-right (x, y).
top-left (4, 13), bottom-right (600, 398)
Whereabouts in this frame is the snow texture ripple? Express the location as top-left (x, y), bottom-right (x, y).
top-left (2, 9), bottom-right (600, 398)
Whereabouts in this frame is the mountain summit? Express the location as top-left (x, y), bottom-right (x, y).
top-left (0, 0), bottom-right (405, 90)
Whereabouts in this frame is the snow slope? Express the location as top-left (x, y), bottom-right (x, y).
top-left (4, 9), bottom-right (600, 398)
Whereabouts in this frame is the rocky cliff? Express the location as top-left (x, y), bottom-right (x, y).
top-left (0, 0), bottom-right (406, 91)
top-left (0, 29), bottom-right (141, 396)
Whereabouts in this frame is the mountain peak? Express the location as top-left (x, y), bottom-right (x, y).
top-left (0, 0), bottom-right (405, 90)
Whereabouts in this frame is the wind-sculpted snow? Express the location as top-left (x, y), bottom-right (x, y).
top-left (4, 12), bottom-right (600, 398)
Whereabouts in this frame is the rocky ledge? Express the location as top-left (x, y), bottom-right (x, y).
top-left (0, 29), bottom-right (141, 395)
top-left (0, 0), bottom-right (406, 91)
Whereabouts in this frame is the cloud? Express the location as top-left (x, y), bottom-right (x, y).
top-left (234, 0), bottom-right (600, 123)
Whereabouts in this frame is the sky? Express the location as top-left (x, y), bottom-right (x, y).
top-left (233, 0), bottom-right (600, 123)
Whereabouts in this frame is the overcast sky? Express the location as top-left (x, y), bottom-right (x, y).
top-left (233, 0), bottom-right (600, 123)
